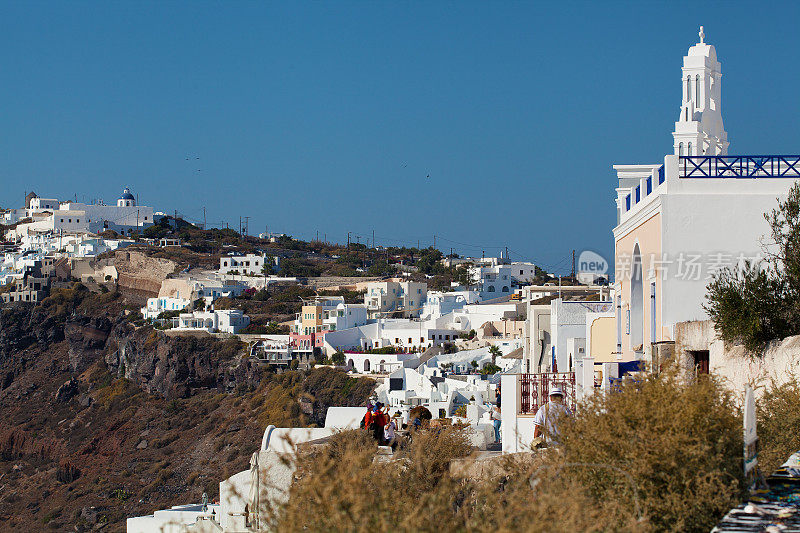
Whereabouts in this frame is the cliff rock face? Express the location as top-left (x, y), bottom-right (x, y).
top-left (105, 326), bottom-right (252, 399)
top-left (65, 315), bottom-right (114, 373)
top-left (0, 306), bottom-right (65, 361)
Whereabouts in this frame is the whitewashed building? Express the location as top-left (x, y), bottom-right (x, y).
top-left (420, 290), bottom-right (481, 321)
top-left (469, 259), bottom-right (537, 300)
top-left (141, 297), bottom-right (191, 320)
top-left (6, 187), bottom-right (155, 238)
top-left (364, 280), bottom-right (427, 318)
top-left (219, 253), bottom-right (278, 276)
top-left (176, 309), bottom-right (250, 334)
top-left (612, 28), bottom-right (799, 365)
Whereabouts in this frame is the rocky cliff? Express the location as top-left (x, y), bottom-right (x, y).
top-left (0, 285), bottom-right (374, 531)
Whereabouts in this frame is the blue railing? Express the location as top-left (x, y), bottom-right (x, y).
top-left (680, 155), bottom-right (800, 178)
top-left (622, 164), bottom-right (664, 214)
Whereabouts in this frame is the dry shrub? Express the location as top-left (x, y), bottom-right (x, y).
top-left (459, 454), bottom-right (645, 532)
top-left (268, 366), bottom-right (743, 533)
top-left (757, 376), bottom-right (800, 475)
top-left (558, 367), bottom-right (743, 532)
top-left (271, 427), bottom-right (471, 532)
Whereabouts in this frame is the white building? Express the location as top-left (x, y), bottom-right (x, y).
top-left (219, 253), bottom-right (277, 276)
top-left (141, 297), bottom-right (191, 320)
top-left (469, 260), bottom-right (537, 300)
top-left (6, 187), bottom-right (155, 239)
top-left (612, 28), bottom-right (798, 365)
top-left (441, 300), bottom-right (525, 333)
top-left (364, 280), bottom-right (427, 318)
top-left (420, 290), bottom-right (481, 321)
top-left (176, 309), bottom-right (250, 334)
top-left (548, 299), bottom-right (612, 373)
top-left (344, 352), bottom-right (420, 374)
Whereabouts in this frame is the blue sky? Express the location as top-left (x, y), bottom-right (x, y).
top-left (2, 2), bottom-right (799, 273)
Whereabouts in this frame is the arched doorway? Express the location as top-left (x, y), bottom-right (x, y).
top-left (630, 244), bottom-right (644, 352)
top-left (364, 359), bottom-right (370, 372)
top-left (348, 359), bottom-right (354, 369)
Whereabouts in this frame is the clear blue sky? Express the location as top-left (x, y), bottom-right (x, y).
top-left (2, 2), bottom-right (799, 273)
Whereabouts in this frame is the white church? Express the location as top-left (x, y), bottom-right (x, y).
top-left (4, 187), bottom-right (155, 239)
top-left (611, 27), bottom-right (799, 366)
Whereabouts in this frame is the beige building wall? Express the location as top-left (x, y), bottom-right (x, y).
top-left (158, 279), bottom-right (196, 300)
top-left (300, 304), bottom-right (323, 334)
top-left (615, 211), bottom-right (663, 361)
top-left (587, 315), bottom-right (617, 363)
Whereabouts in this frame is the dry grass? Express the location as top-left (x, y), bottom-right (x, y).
top-left (267, 366), bottom-right (745, 533)
top-left (757, 377), bottom-right (800, 475)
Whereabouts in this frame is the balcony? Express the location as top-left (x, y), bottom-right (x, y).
top-left (680, 155), bottom-right (800, 178)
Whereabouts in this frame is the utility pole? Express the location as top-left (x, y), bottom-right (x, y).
top-left (203, 207), bottom-right (206, 230)
top-left (347, 232), bottom-right (350, 247)
top-left (571, 249), bottom-right (576, 278)
top-left (244, 216), bottom-right (249, 236)
top-left (505, 246), bottom-right (508, 261)
top-left (239, 217), bottom-right (242, 236)
top-left (316, 230), bottom-right (318, 242)
top-left (372, 229), bottom-right (375, 249)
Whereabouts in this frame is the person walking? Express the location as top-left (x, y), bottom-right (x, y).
top-left (533, 386), bottom-right (572, 446)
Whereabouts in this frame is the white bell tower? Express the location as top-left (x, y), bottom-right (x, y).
top-left (672, 26), bottom-right (730, 156)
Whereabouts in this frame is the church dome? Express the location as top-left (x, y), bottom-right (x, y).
top-left (120, 187), bottom-right (135, 201)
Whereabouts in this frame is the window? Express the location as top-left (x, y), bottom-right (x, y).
top-left (487, 286), bottom-right (496, 292)
top-left (688, 142), bottom-right (692, 156)
top-left (520, 270), bottom-right (524, 275)
top-left (686, 75), bottom-right (690, 101)
top-left (695, 74), bottom-right (700, 105)
top-left (679, 143), bottom-right (684, 156)
top-left (408, 338), bottom-right (412, 344)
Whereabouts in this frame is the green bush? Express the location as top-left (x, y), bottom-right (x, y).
top-left (705, 181), bottom-right (800, 351)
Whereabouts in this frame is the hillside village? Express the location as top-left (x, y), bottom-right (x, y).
top-left (3, 26), bottom-right (800, 533)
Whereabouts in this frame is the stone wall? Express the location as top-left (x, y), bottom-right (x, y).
top-left (673, 319), bottom-right (800, 396)
top-left (113, 250), bottom-right (176, 298)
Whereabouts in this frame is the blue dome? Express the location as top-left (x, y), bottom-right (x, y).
top-left (120, 187), bottom-right (135, 200)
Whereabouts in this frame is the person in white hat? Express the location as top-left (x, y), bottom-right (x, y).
top-left (532, 386), bottom-right (572, 446)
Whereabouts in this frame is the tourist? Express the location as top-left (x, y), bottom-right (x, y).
top-left (384, 417), bottom-right (397, 451)
top-left (490, 402), bottom-right (502, 444)
top-left (532, 386), bottom-right (572, 446)
top-left (370, 402), bottom-right (385, 442)
top-left (361, 402), bottom-right (374, 430)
